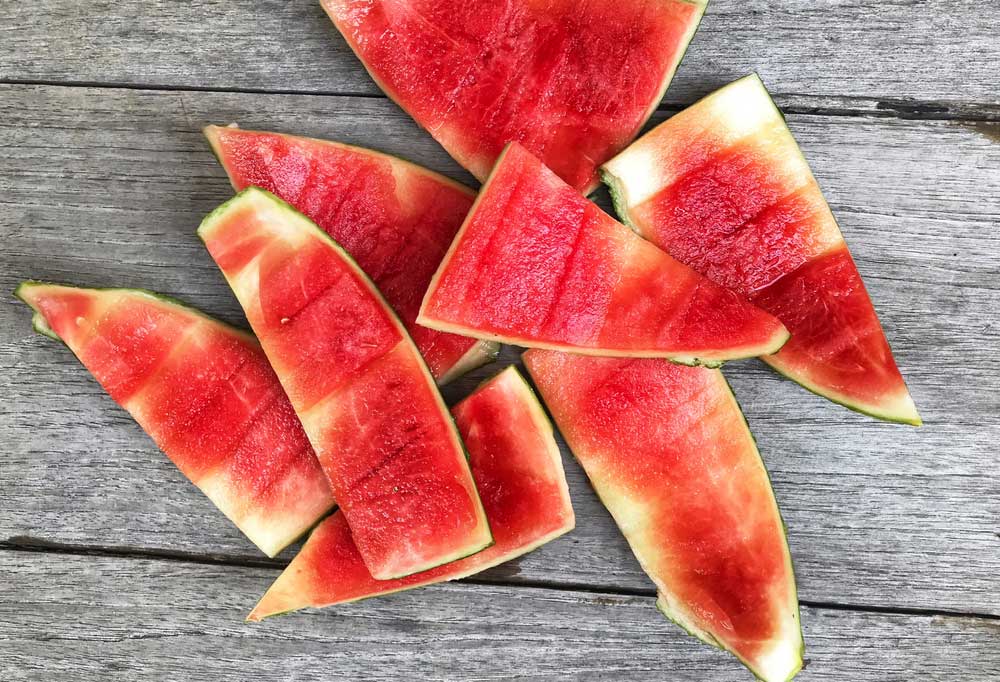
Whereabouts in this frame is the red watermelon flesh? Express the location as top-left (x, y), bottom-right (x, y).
top-left (204, 126), bottom-right (497, 384)
top-left (418, 142), bottom-right (789, 366)
top-left (602, 74), bottom-right (919, 425)
top-left (199, 187), bottom-right (491, 580)
top-left (523, 349), bottom-right (802, 682)
top-left (248, 366), bottom-right (574, 620)
top-left (320, 0), bottom-right (707, 192)
top-left (15, 282), bottom-right (335, 558)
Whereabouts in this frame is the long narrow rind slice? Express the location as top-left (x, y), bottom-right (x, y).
top-left (602, 74), bottom-right (920, 425)
top-left (15, 282), bottom-right (335, 557)
top-left (523, 349), bottom-right (803, 682)
top-left (320, 0), bottom-right (707, 193)
top-left (248, 366), bottom-right (574, 620)
top-left (203, 125), bottom-right (498, 384)
top-left (418, 143), bottom-right (789, 366)
top-left (198, 187), bottom-right (491, 580)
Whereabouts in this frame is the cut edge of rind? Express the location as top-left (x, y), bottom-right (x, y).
top-left (436, 340), bottom-right (502, 386)
top-left (197, 187), bottom-right (495, 577)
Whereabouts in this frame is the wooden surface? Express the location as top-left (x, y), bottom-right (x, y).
top-left (1, 2), bottom-right (998, 680)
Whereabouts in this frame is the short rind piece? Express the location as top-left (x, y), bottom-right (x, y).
top-left (15, 282), bottom-right (335, 557)
top-left (320, 0), bottom-right (708, 193)
top-left (248, 366), bottom-right (574, 620)
top-left (523, 349), bottom-right (803, 682)
top-left (198, 187), bottom-right (491, 580)
top-left (204, 125), bottom-right (496, 384)
top-left (418, 143), bottom-right (789, 365)
top-left (602, 74), bottom-right (919, 425)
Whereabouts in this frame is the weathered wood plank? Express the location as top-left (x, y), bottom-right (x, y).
top-left (1, 552), bottom-right (998, 681)
top-left (1, 84), bottom-right (999, 615)
top-left (1, 1), bottom-right (997, 117)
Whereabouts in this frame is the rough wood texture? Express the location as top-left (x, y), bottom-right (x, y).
top-left (1, 552), bottom-right (998, 681)
top-left (1, 84), bottom-right (998, 621)
top-left (1, 1), bottom-right (997, 119)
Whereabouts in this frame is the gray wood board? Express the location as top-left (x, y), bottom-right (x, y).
top-left (1, 551), bottom-right (998, 681)
top-left (1, 84), bottom-right (998, 616)
top-left (1, 1), bottom-right (998, 119)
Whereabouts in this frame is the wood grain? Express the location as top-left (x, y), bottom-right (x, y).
top-left (1, 84), bottom-right (998, 617)
top-left (1, 1), bottom-right (997, 119)
top-left (1, 552), bottom-right (998, 681)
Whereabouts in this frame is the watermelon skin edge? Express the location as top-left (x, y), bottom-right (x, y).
top-left (202, 124), bottom-right (501, 385)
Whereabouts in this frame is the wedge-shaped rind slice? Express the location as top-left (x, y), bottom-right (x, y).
top-left (204, 125), bottom-right (498, 384)
top-left (248, 366), bottom-right (574, 620)
top-left (320, 0), bottom-right (707, 193)
top-left (198, 188), bottom-right (491, 579)
top-left (602, 74), bottom-right (920, 425)
top-left (15, 282), bottom-right (335, 557)
top-left (523, 349), bottom-right (803, 682)
top-left (418, 143), bottom-right (789, 366)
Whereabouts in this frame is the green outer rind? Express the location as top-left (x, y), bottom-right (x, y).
top-left (419, 144), bottom-right (790, 366)
top-left (197, 187), bottom-right (494, 577)
top-left (435, 339), bottom-right (501, 386)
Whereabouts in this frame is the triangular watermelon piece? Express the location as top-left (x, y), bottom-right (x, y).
top-left (602, 74), bottom-right (920, 425)
top-left (248, 366), bottom-right (574, 620)
top-left (204, 125), bottom-right (498, 384)
top-left (16, 282), bottom-right (335, 557)
top-left (199, 187), bottom-right (492, 580)
top-left (523, 349), bottom-right (803, 682)
top-left (418, 142), bottom-right (789, 366)
top-left (320, 0), bottom-right (707, 192)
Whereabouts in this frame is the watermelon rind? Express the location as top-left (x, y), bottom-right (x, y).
top-left (601, 74), bottom-right (920, 426)
top-left (198, 187), bottom-right (494, 577)
top-left (435, 339), bottom-right (501, 386)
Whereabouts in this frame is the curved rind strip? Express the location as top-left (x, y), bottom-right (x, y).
top-left (248, 366), bottom-right (574, 621)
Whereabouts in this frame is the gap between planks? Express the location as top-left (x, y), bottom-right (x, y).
top-left (0, 77), bottom-right (997, 124)
top-left (3, 535), bottom-right (999, 624)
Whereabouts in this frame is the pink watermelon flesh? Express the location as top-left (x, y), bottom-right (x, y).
top-left (523, 349), bottom-right (803, 682)
top-left (199, 187), bottom-right (491, 580)
top-left (15, 283), bottom-right (335, 558)
top-left (418, 142), bottom-right (790, 366)
top-left (204, 126), bottom-right (497, 384)
top-left (248, 366), bottom-right (574, 620)
top-left (602, 74), bottom-right (919, 425)
top-left (320, 0), bottom-right (707, 192)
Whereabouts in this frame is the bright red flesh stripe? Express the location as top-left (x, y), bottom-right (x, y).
top-left (522, 349), bottom-right (802, 682)
top-left (602, 74), bottom-right (919, 424)
top-left (419, 142), bottom-right (789, 366)
top-left (199, 188), bottom-right (491, 580)
top-left (204, 126), bottom-right (495, 383)
top-left (248, 366), bottom-right (574, 620)
top-left (320, 0), bottom-right (706, 192)
top-left (15, 283), bottom-right (335, 558)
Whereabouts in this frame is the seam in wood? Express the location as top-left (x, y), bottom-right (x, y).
top-left (1, 78), bottom-right (997, 124)
top-left (3, 536), bottom-right (998, 623)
